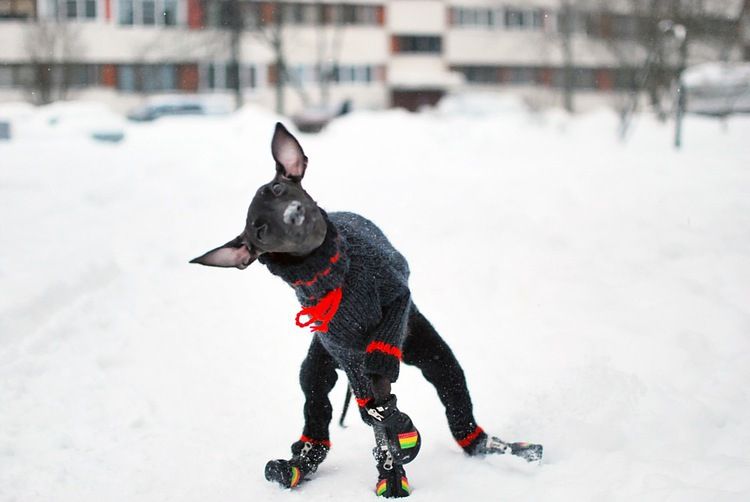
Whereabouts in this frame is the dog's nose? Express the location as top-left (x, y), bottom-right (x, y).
top-left (283, 201), bottom-right (305, 226)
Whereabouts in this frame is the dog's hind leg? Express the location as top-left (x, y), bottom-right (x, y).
top-left (402, 306), bottom-right (543, 462)
top-left (265, 337), bottom-right (338, 488)
top-left (402, 306), bottom-right (485, 453)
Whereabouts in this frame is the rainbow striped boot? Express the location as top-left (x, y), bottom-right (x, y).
top-left (373, 446), bottom-right (411, 498)
top-left (265, 438), bottom-right (329, 489)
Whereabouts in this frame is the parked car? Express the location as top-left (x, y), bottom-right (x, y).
top-left (291, 100), bottom-right (351, 133)
top-left (127, 95), bottom-right (233, 122)
top-left (38, 101), bottom-right (126, 143)
top-left (681, 62), bottom-right (750, 116)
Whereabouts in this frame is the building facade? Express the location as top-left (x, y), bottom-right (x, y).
top-left (0, 0), bottom-right (746, 112)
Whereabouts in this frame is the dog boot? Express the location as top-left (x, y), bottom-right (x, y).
top-left (373, 444), bottom-right (411, 497)
top-left (469, 432), bottom-right (543, 463)
top-left (265, 437), bottom-right (329, 488)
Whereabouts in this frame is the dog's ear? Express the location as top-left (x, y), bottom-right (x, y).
top-left (190, 235), bottom-right (258, 270)
top-left (272, 122), bottom-right (307, 182)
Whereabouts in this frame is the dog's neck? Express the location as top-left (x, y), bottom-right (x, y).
top-left (258, 211), bottom-right (350, 302)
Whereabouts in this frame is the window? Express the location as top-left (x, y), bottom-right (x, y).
top-left (614, 68), bottom-right (636, 90)
top-left (461, 8), bottom-right (476, 25)
top-left (357, 5), bottom-right (378, 24)
top-left (393, 35), bottom-right (442, 54)
top-left (459, 66), bottom-right (500, 84)
top-left (337, 65), bottom-right (355, 83)
top-left (119, 0), bottom-right (180, 26)
top-left (142, 0), bottom-right (155, 24)
top-left (225, 62), bottom-right (239, 89)
top-left (1, 0), bottom-right (36, 19)
top-left (505, 8), bottom-right (523, 28)
top-left (206, 63), bottom-right (217, 89)
top-left (41, 0), bottom-right (97, 20)
top-left (504, 7), bottom-right (545, 30)
top-left (330, 64), bottom-right (375, 84)
top-left (451, 7), bottom-right (496, 28)
top-left (204, 63), bottom-right (259, 89)
top-left (162, 0), bottom-right (176, 25)
top-left (116, 64), bottom-right (177, 92)
top-left (0, 65), bottom-right (12, 87)
top-left (284, 3), bottom-right (309, 24)
top-left (118, 65), bottom-right (136, 92)
top-left (241, 3), bottom-right (378, 27)
top-left (508, 67), bottom-right (535, 84)
top-left (65, 0), bottom-right (77, 18)
top-left (453, 6), bottom-right (546, 30)
top-left (557, 10), bottom-right (589, 34)
top-left (456, 66), bottom-right (555, 86)
top-left (574, 68), bottom-right (596, 89)
top-left (119, 0), bottom-right (133, 24)
top-left (360, 66), bottom-right (372, 83)
top-left (157, 64), bottom-right (175, 90)
top-left (349, 4), bottom-right (375, 25)
top-left (67, 64), bottom-right (99, 87)
top-left (530, 9), bottom-right (544, 28)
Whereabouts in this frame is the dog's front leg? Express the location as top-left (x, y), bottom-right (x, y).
top-left (365, 391), bottom-right (420, 498)
top-left (370, 374), bottom-right (391, 402)
top-left (265, 338), bottom-right (336, 489)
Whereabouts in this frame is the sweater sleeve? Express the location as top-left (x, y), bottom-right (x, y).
top-left (364, 292), bottom-right (412, 382)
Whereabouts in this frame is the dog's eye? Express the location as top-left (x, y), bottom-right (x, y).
top-left (255, 223), bottom-right (267, 241)
top-left (271, 183), bottom-right (285, 196)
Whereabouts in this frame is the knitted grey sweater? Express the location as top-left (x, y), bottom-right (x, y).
top-left (258, 211), bottom-right (412, 401)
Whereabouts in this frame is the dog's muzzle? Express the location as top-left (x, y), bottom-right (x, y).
top-left (283, 200), bottom-right (305, 226)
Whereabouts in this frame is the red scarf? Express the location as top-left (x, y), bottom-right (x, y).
top-left (295, 287), bottom-right (342, 333)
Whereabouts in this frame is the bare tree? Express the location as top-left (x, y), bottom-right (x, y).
top-left (226, 0), bottom-right (244, 109)
top-left (202, 0), bottom-right (350, 115)
top-left (201, 0), bottom-right (288, 113)
top-left (558, 0), bottom-right (576, 112)
top-left (595, 0), bottom-right (743, 118)
top-left (24, 18), bottom-right (83, 105)
top-left (198, 0), bottom-right (245, 109)
top-left (314, 1), bottom-right (345, 109)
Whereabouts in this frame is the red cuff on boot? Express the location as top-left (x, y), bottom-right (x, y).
top-left (300, 435), bottom-right (331, 448)
top-left (457, 426), bottom-right (484, 448)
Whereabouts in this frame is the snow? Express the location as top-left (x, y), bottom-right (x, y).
top-left (1, 98), bottom-right (750, 502)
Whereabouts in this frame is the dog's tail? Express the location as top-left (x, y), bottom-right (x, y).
top-left (338, 385), bottom-right (353, 427)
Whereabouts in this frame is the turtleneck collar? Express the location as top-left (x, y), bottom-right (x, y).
top-left (258, 211), bottom-right (350, 303)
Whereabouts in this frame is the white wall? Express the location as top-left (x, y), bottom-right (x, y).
top-left (388, 0), bottom-right (445, 34)
top-left (281, 26), bottom-right (388, 64)
top-left (0, 22), bottom-right (30, 62)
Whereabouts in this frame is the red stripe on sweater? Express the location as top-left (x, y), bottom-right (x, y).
top-left (300, 435), bottom-right (332, 448)
top-left (291, 239), bottom-right (341, 288)
top-left (457, 426), bottom-right (484, 448)
top-left (292, 266), bottom-right (332, 288)
top-left (356, 397), bottom-right (372, 408)
top-left (366, 341), bottom-right (402, 360)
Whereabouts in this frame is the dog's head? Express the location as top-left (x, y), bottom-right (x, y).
top-left (190, 122), bottom-right (326, 269)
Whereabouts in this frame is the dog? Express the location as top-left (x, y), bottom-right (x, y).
top-left (191, 123), bottom-right (542, 498)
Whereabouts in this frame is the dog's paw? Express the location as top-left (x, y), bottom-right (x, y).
top-left (469, 434), bottom-right (543, 463)
top-left (375, 475), bottom-right (411, 498)
top-left (265, 459), bottom-right (303, 489)
top-left (510, 442), bottom-right (544, 463)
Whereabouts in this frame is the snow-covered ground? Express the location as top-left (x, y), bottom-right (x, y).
top-left (1, 99), bottom-right (749, 502)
